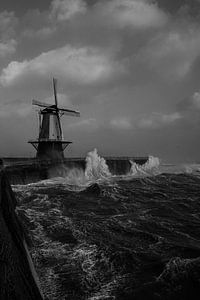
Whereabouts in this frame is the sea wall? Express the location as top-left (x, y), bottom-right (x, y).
top-left (106, 157), bottom-right (148, 175)
top-left (5, 161), bottom-right (49, 185)
top-left (4, 156), bottom-right (148, 185)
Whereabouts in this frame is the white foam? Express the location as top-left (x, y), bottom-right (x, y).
top-left (20, 151), bottom-right (161, 189)
top-left (38, 149), bottom-right (112, 190)
top-left (183, 164), bottom-right (200, 174)
top-left (85, 148), bottom-right (111, 181)
top-left (129, 156), bottom-right (160, 177)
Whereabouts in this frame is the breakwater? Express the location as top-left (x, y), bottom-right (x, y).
top-left (4, 156), bottom-right (148, 185)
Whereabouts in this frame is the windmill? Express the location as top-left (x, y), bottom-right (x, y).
top-left (28, 78), bottom-right (80, 160)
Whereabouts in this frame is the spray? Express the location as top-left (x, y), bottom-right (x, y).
top-left (85, 148), bottom-right (111, 180)
top-left (129, 156), bottom-right (160, 176)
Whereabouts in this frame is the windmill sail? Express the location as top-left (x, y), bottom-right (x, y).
top-left (53, 78), bottom-right (58, 108)
top-left (32, 100), bottom-right (80, 116)
top-left (32, 99), bottom-right (53, 108)
top-left (59, 108), bottom-right (80, 117)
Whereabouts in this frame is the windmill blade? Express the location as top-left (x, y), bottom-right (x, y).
top-left (52, 78), bottom-right (63, 136)
top-left (59, 108), bottom-right (80, 117)
top-left (53, 78), bottom-right (58, 108)
top-left (32, 99), bottom-right (54, 109)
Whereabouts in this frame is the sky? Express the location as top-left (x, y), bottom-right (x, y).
top-left (0, 0), bottom-right (200, 162)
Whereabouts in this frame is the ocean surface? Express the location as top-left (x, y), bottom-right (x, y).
top-left (13, 150), bottom-right (200, 299)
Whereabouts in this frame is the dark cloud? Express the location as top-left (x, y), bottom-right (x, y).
top-left (156, 0), bottom-right (200, 16)
top-left (0, 0), bottom-right (200, 161)
top-left (0, 0), bottom-right (51, 16)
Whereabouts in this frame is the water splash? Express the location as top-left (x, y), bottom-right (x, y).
top-left (61, 167), bottom-right (88, 186)
top-left (33, 151), bottom-right (160, 189)
top-left (63, 148), bottom-right (111, 185)
top-left (183, 164), bottom-right (200, 174)
top-left (158, 163), bottom-right (200, 175)
top-left (129, 156), bottom-right (160, 176)
top-left (85, 148), bottom-right (111, 181)
top-left (44, 149), bottom-right (112, 190)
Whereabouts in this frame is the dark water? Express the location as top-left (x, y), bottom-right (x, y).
top-left (13, 162), bottom-right (200, 300)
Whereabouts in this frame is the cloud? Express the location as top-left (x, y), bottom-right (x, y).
top-left (23, 26), bottom-right (56, 39)
top-left (192, 92), bottom-right (200, 110)
top-left (110, 117), bottom-right (132, 129)
top-left (138, 112), bottom-right (182, 129)
top-left (68, 118), bottom-right (98, 131)
top-left (50, 0), bottom-right (87, 22)
top-left (0, 39), bottom-right (17, 57)
top-left (21, 0), bottom-right (167, 41)
top-left (97, 0), bottom-right (168, 29)
top-left (21, 8), bottom-right (56, 39)
top-left (0, 45), bottom-right (125, 87)
top-left (0, 11), bottom-right (18, 39)
top-left (22, 0), bottom-right (87, 40)
top-left (178, 91), bottom-right (200, 112)
top-left (140, 27), bottom-right (200, 79)
top-left (43, 93), bottom-right (72, 107)
top-left (0, 101), bottom-right (31, 118)
top-left (0, 11), bottom-right (18, 57)
top-left (176, 90), bottom-right (200, 124)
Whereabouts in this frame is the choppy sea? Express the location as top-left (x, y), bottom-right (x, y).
top-left (13, 150), bottom-right (200, 299)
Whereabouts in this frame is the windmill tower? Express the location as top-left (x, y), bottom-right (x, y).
top-left (28, 78), bottom-right (80, 160)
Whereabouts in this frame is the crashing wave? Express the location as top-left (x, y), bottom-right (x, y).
top-left (33, 150), bottom-right (160, 189)
top-left (183, 164), bottom-right (200, 174)
top-left (40, 149), bottom-right (112, 190)
top-left (85, 148), bottom-right (111, 181)
top-left (129, 155), bottom-right (160, 176)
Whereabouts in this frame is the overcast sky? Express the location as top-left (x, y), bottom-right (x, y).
top-left (0, 0), bottom-right (200, 162)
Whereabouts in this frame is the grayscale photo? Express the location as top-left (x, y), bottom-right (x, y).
top-left (0, 0), bottom-right (200, 299)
